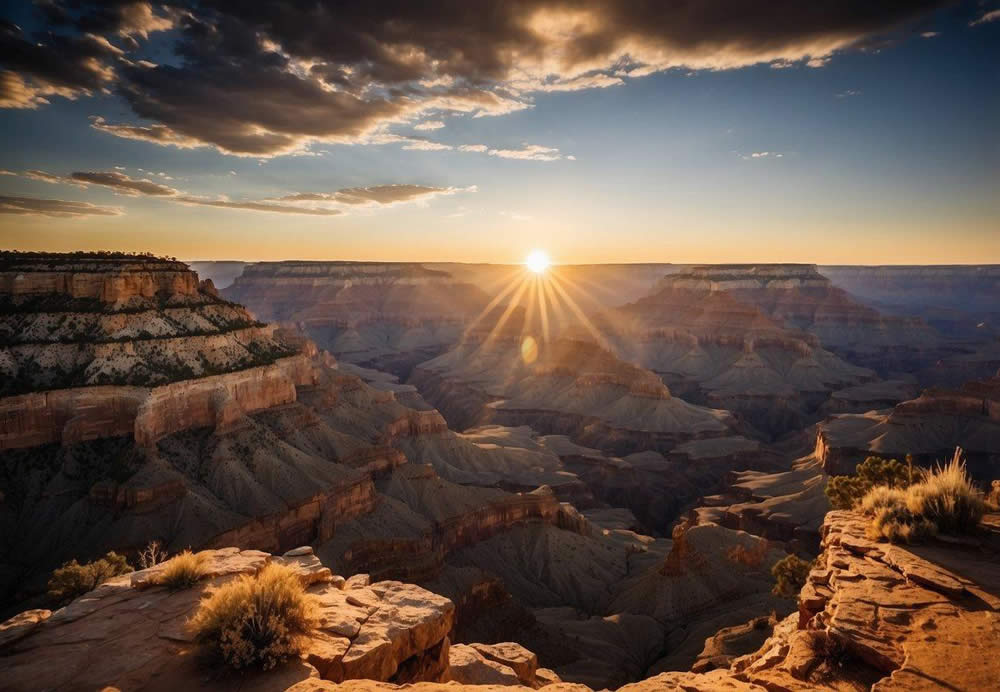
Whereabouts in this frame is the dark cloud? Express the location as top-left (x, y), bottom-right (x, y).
top-left (3, 1), bottom-right (949, 152)
top-left (0, 20), bottom-right (121, 108)
top-left (0, 195), bottom-right (123, 217)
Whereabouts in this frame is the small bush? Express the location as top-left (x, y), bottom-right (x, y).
top-left (771, 554), bottom-right (812, 597)
top-left (47, 552), bottom-right (133, 605)
top-left (858, 486), bottom-right (908, 515)
top-left (153, 550), bottom-right (208, 591)
top-left (904, 451), bottom-right (986, 533)
top-left (189, 562), bottom-right (317, 670)
top-left (825, 455), bottom-right (915, 510)
top-left (858, 448), bottom-right (985, 543)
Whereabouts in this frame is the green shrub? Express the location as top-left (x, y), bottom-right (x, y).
top-left (189, 562), bottom-right (317, 670)
top-left (825, 455), bottom-right (915, 510)
top-left (152, 550), bottom-right (208, 591)
top-left (47, 551), bottom-right (133, 605)
top-left (771, 554), bottom-right (812, 597)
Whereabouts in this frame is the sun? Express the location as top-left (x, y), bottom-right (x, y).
top-left (525, 250), bottom-right (550, 274)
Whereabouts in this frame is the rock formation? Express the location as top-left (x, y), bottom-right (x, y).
top-left (0, 546), bottom-right (457, 690)
top-left (817, 372), bottom-right (1000, 478)
top-left (727, 509), bottom-right (1000, 691)
top-left (595, 265), bottom-right (891, 436)
top-left (224, 262), bottom-right (492, 377)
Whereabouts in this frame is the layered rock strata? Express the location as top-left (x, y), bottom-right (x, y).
top-left (816, 373), bottom-right (1000, 477)
top-left (596, 265), bottom-right (881, 436)
top-left (224, 262), bottom-right (491, 377)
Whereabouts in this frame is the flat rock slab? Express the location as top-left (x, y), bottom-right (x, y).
top-left (0, 549), bottom-right (454, 692)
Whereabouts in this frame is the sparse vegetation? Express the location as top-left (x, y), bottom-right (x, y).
top-left (771, 554), bottom-right (812, 597)
top-left (189, 562), bottom-right (317, 670)
top-left (825, 455), bottom-right (916, 510)
top-left (152, 550), bottom-right (208, 591)
top-left (47, 552), bottom-right (133, 605)
top-left (858, 448), bottom-right (986, 543)
top-left (138, 540), bottom-right (169, 569)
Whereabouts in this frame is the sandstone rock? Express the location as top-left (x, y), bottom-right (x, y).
top-left (449, 643), bottom-right (523, 685)
top-left (735, 510), bottom-right (1000, 692)
top-left (0, 609), bottom-right (50, 650)
top-left (0, 549), bottom-right (456, 691)
top-left (470, 642), bottom-right (539, 685)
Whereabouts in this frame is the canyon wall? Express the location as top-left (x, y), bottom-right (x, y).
top-left (0, 355), bottom-right (314, 450)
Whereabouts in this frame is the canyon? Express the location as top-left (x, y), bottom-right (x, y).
top-left (2, 253), bottom-right (999, 690)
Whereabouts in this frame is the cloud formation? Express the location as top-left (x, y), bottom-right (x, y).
top-left (175, 197), bottom-right (343, 215)
top-left (17, 168), bottom-right (178, 196)
top-left (0, 1), bottom-right (948, 155)
top-left (0, 195), bottom-right (123, 217)
top-left (180, 183), bottom-right (474, 215)
top-left (487, 144), bottom-right (565, 161)
top-left (971, 9), bottom-right (1000, 25)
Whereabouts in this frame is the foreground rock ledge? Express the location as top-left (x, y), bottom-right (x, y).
top-left (0, 547), bottom-right (455, 691)
top-left (3, 513), bottom-right (998, 691)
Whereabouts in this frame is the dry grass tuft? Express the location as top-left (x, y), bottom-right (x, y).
top-left (153, 550), bottom-right (208, 591)
top-left (189, 562), bottom-right (317, 670)
top-left (859, 448), bottom-right (985, 543)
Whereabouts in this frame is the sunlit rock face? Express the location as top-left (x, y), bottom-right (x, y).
top-left (729, 510), bottom-right (1000, 692)
top-left (224, 261), bottom-right (492, 378)
top-left (816, 371), bottom-right (1000, 478)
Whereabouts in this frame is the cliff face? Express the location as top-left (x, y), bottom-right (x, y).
top-left (816, 372), bottom-right (1000, 477)
top-left (0, 355), bottom-right (314, 450)
top-left (728, 510), bottom-right (1000, 691)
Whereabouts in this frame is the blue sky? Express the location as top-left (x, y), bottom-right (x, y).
top-left (0, 1), bottom-right (997, 263)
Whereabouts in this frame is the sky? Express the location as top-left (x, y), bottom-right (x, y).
top-left (0, 1), bottom-right (998, 264)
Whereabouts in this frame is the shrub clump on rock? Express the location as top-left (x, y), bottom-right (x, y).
top-left (152, 550), bottom-right (208, 591)
top-left (189, 562), bottom-right (317, 670)
top-left (859, 449), bottom-right (986, 543)
top-left (47, 551), bottom-right (133, 605)
top-left (771, 554), bottom-right (812, 597)
top-left (825, 455), bottom-right (915, 510)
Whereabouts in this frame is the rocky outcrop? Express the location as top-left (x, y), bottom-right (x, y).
top-left (0, 546), bottom-right (455, 691)
top-left (729, 510), bottom-right (1000, 691)
top-left (0, 255), bottom-right (199, 302)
